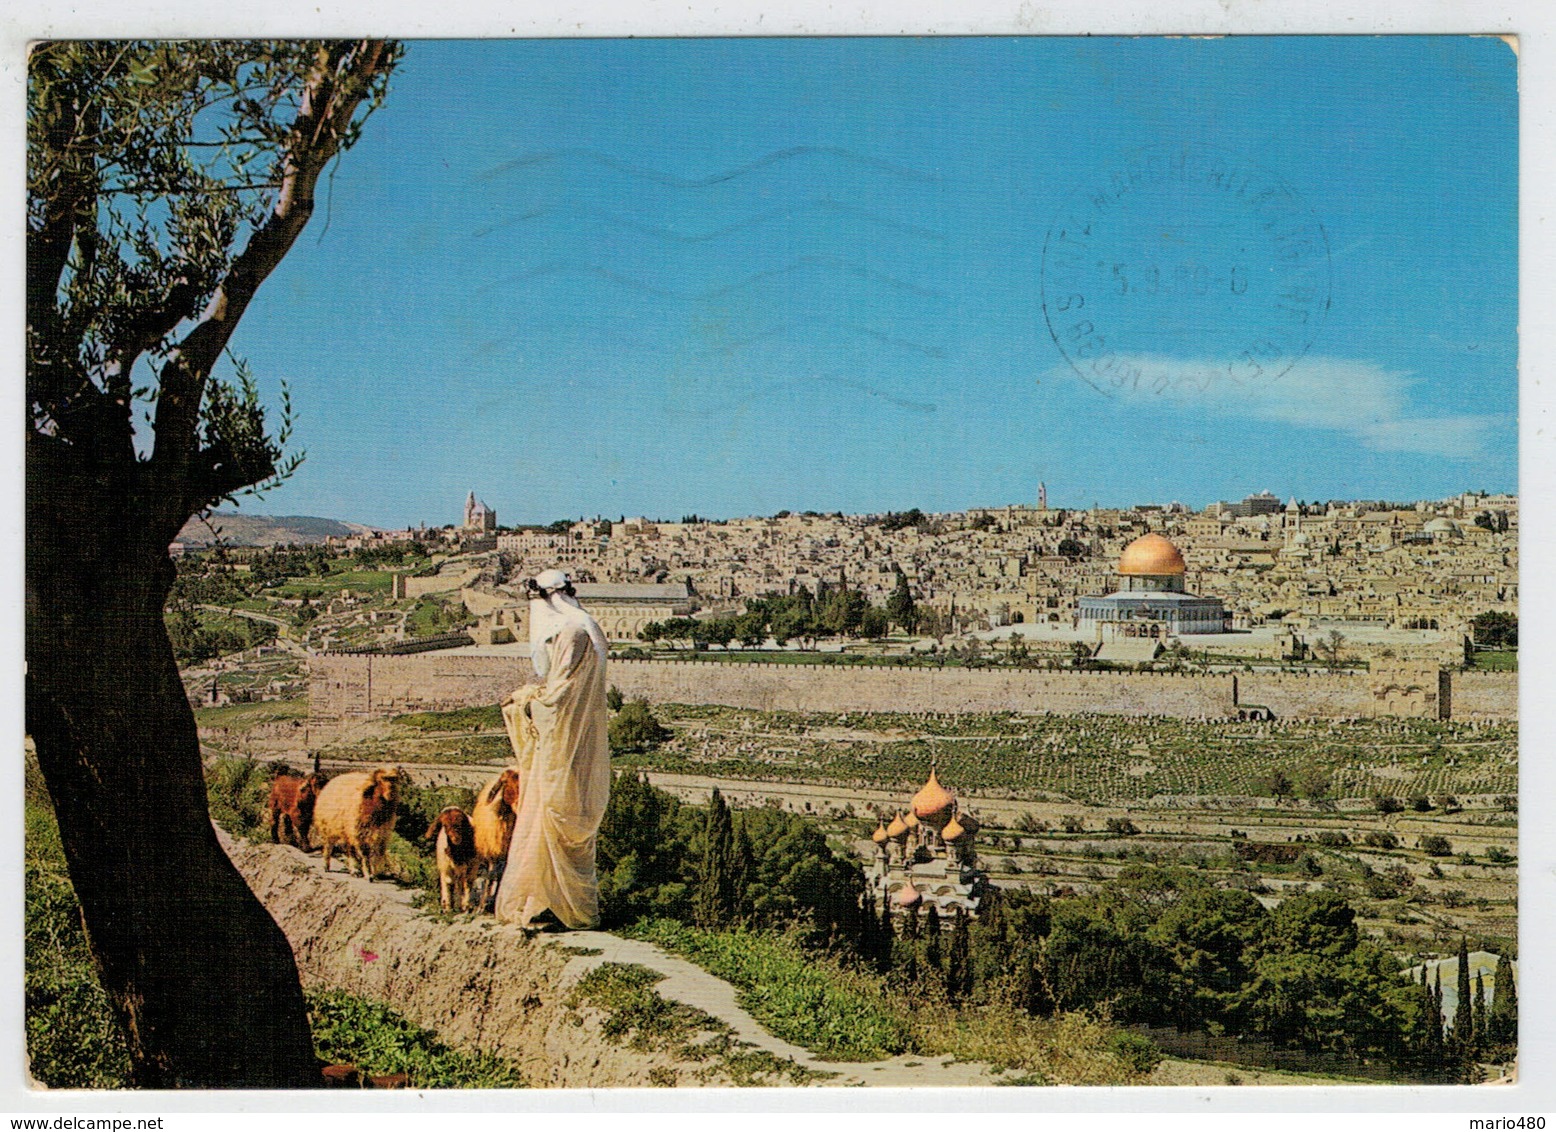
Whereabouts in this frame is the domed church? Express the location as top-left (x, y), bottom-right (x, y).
top-left (1077, 533), bottom-right (1228, 636)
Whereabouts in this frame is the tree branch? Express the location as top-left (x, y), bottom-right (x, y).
top-left (150, 39), bottom-right (392, 517)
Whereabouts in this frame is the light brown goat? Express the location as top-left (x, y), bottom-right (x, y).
top-left (424, 806), bottom-right (479, 913)
top-left (470, 768), bottom-right (521, 910)
top-left (313, 766), bottom-right (406, 881)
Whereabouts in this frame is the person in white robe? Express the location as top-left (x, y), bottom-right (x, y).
top-left (494, 569), bottom-right (611, 930)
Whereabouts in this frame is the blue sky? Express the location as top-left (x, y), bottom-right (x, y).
top-left (227, 36), bottom-right (1517, 527)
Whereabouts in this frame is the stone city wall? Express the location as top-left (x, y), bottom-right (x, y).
top-left (1449, 671), bottom-right (1519, 721)
top-left (308, 654), bottom-right (1517, 724)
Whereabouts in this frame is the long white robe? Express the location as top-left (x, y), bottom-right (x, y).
top-left (494, 618), bottom-right (611, 929)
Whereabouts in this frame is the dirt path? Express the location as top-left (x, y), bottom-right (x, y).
top-left (555, 930), bottom-right (1002, 1087)
top-left (223, 829), bottom-right (1000, 1087)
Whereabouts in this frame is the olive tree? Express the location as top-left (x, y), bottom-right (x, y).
top-left (27, 40), bottom-right (399, 1087)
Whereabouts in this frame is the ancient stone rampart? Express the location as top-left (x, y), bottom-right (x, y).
top-left (307, 653), bottom-right (1516, 724)
top-left (1451, 671), bottom-right (1520, 721)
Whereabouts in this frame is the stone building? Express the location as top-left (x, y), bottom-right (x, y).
top-left (463, 491), bottom-right (497, 533)
top-left (1077, 533), bottom-right (1229, 637)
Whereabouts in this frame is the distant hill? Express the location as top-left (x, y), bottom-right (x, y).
top-left (175, 512), bottom-right (380, 547)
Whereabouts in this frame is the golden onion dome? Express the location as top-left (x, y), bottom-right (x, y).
top-left (904, 810), bottom-right (921, 830)
top-left (871, 822), bottom-right (889, 844)
top-left (1118, 533), bottom-right (1187, 576)
top-left (886, 813), bottom-right (908, 839)
top-left (912, 768), bottom-right (955, 819)
top-left (941, 815), bottom-right (966, 842)
top-left (895, 880), bottom-right (923, 907)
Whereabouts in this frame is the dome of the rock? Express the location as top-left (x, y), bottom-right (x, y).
top-left (1118, 533), bottom-right (1186, 576)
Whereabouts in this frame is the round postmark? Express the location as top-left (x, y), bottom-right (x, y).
top-left (1041, 144), bottom-right (1331, 399)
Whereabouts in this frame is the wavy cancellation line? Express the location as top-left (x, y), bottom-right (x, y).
top-left (468, 198), bottom-right (945, 245)
top-left (475, 256), bottom-right (947, 302)
top-left (473, 146), bottom-right (941, 188)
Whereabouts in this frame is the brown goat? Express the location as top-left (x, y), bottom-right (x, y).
top-left (424, 806), bottom-right (479, 913)
top-left (267, 772), bottom-right (322, 850)
top-left (470, 768), bottom-right (521, 910)
top-left (313, 765), bottom-right (407, 881)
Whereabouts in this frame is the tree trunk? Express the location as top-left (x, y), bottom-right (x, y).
top-left (26, 477), bottom-right (318, 1088)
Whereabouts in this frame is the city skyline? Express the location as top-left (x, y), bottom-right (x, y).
top-left (206, 36), bottom-right (1516, 528)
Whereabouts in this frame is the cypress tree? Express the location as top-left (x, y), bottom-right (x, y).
top-left (1488, 954), bottom-right (1517, 1047)
top-left (695, 788), bottom-right (737, 929)
top-left (1418, 963), bottom-right (1443, 1068)
top-left (946, 906), bottom-right (974, 1004)
top-left (731, 819), bottom-right (754, 925)
top-left (925, 905), bottom-right (944, 972)
top-left (1454, 937), bottom-right (1474, 1053)
top-left (1473, 972), bottom-right (1488, 1055)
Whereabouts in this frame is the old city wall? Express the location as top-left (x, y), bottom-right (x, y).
top-left (1451, 671), bottom-right (1519, 721)
top-left (309, 655), bottom-right (1517, 723)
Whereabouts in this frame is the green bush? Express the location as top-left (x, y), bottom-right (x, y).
top-left (24, 805), bottom-right (130, 1088)
top-left (394, 782), bottom-right (476, 844)
top-left (1106, 1031), bottom-right (1163, 1075)
top-left (307, 989), bottom-right (526, 1087)
top-left (624, 918), bottom-right (913, 1060)
top-left (1418, 835), bottom-right (1453, 857)
top-left (609, 699), bottom-right (671, 754)
top-left (1486, 846), bottom-right (1513, 865)
top-left (1363, 831), bottom-right (1400, 849)
top-left (205, 756), bottom-right (276, 838)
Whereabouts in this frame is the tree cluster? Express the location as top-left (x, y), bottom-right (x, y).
top-left (595, 777), bottom-right (880, 958)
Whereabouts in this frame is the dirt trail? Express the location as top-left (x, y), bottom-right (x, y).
top-left (222, 831), bottom-right (1000, 1087)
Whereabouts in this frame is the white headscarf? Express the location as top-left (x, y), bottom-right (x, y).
top-left (528, 571), bottom-right (607, 677)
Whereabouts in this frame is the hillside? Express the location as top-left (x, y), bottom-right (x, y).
top-left (176, 511), bottom-right (379, 547)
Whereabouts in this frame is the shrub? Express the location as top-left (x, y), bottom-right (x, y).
top-left (25, 805), bottom-right (130, 1088)
top-left (623, 918), bottom-right (913, 1060)
top-left (1105, 818), bottom-right (1139, 837)
top-left (205, 756), bottom-right (276, 838)
top-left (1495, 794), bottom-right (1517, 813)
top-left (1373, 795), bottom-right (1404, 814)
top-left (1418, 835), bottom-right (1453, 857)
top-left (609, 699), bottom-right (671, 754)
top-left (1439, 889), bottom-right (1470, 909)
top-left (1315, 831), bottom-right (1350, 847)
top-left (1437, 795), bottom-right (1462, 814)
top-left (606, 685), bottom-right (625, 712)
top-left (1363, 831), bottom-right (1400, 849)
top-left (308, 989), bottom-right (526, 1087)
top-left (1486, 846), bottom-right (1513, 865)
top-left (1061, 815), bottom-right (1086, 835)
top-left (1410, 795), bottom-right (1434, 813)
top-left (1106, 1031), bottom-right (1163, 1076)
top-left (1015, 811), bottom-right (1048, 834)
top-left (394, 781), bottom-right (476, 844)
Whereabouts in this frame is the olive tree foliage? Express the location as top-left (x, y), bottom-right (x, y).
top-left (26, 41), bottom-right (399, 1088)
top-left (28, 41), bottom-right (396, 509)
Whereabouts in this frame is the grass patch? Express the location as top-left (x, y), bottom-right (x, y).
top-left (621, 919), bottom-right (913, 1061)
top-left (194, 696), bottom-right (309, 732)
top-left (307, 989), bottom-right (527, 1087)
top-left (25, 803), bottom-right (131, 1088)
top-left (566, 962), bottom-right (828, 1085)
top-left (394, 705), bottom-right (505, 732)
top-left (567, 962), bottom-right (729, 1054)
top-left (1472, 650), bottom-right (1517, 672)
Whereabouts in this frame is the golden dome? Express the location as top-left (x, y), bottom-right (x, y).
top-left (894, 879), bottom-right (923, 907)
top-left (1118, 533), bottom-right (1186, 576)
top-left (941, 815), bottom-right (965, 842)
top-left (871, 822), bottom-right (889, 844)
top-left (886, 813), bottom-right (908, 839)
top-left (903, 810), bottom-right (921, 830)
top-left (912, 768), bottom-right (955, 819)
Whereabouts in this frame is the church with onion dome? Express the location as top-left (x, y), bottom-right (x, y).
top-left (867, 766), bottom-right (991, 920)
top-left (1077, 532), bottom-right (1229, 637)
